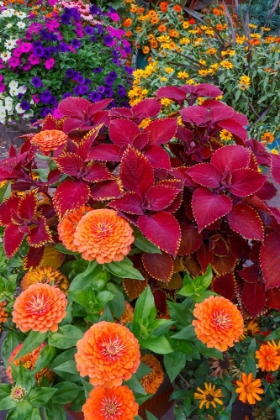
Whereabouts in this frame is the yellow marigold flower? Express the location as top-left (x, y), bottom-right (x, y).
top-left (198, 69), bottom-right (209, 76)
top-left (21, 266), bottom-right (69, 294)
top-left (216, 95), bottom-right (223, 100)
top-left (192, 295), bottom-right (244, 351)
top-left (235, 373), bottom-right (264, 405)
top-left (139, 118), bottom-right (151, 129)
top-left (160, 76), bottom-right (167, 82)
top-left (193, 38), bottom-right (203, 46)
top-left (236, 36), bottom-right (246, 44)
top-left (271, 149), bottom-right (279, 155)
top-left (246, 320), bottom-right (259, 336)
top-left (75, 321), bottom-right (141, 388)
top-left (211, 63), bottom-right (219, 71)
top-left (256, 343), bottom-right (280, 372)
top-left (182, 21), bottom-right (189, 29)
top-left (177, 71), bottom-right (189, 79)
top-left (261, 132), bottom-right (274, 143)
top-left (194, 383), bottom-right (223, 409)
top-left (250, 33), bottom-right (261, 39)
top-left (151, 16), bottom-right (159, 24)
top-left (177, 116), bottom-right (184, 126)
top-left (197, 97), bottom-right (205, 105)
top-left (165, 67), bottom-right (174, 74)
top-left (249, 23), bottom-right (258, 29)
top-left (161, 98), bottom-right (172, 106)
top-left (187, 79), bottom-right (196, 85)
top-left (206, 48), bottom-right (217, 55)
top-left (140, 354), bottom-right (164, 394)
top-left (220, 129), bottom-right (233, 141)
top-left (141, 89), bottom-right (148, 96)
top-left (179, 37), bottom-right (190, 45)
top-left (205, 29), bottom-right (215, 36)
top-left (220, 60), bottom-right (233, 69)
top-left (169, 29), bottom-right (179, 38)
top-left (147, 9), bottom-right (156, 17)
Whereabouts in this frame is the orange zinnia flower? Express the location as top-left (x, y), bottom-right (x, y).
top-left (140, 354), bottom-right (164, 394)
top-left (192, 296), bottom-right (244, 351)
top-left (21, 266), bottom-right (69, 294)
top-left (58, 206), bottom-right (92, 252)
top-left (0, 301), bottom-right (8, 325)
top-left (12, 283), bottom-right (67, 333)
top-left (120, 301), bottom-right (134, 324)
top-left (6, 343), bottom-right (55, 385)
top-left (159, 1), bottom-right (168, 12)
top-left (73, 209), bottom-right (134, 264)
top-left (235, 373), bottom-right (264, 405)
top-left (173, 5), bottom-right (181, 12)
top-left (75, 321), bottom-right (140, 388)
top-left (82, 386), bottom-right (138, 420)
top-left (31, 130), bottom-right (68, 152)
top-left (261, 132), bottom-right (274, 143)
top-left (255, 343), bottom-right (280, 371)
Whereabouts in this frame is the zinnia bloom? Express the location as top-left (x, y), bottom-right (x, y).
top-left (58, 206), bottom-right (92, 252)
top-left (73, 209), bottom-right (134, 264)
top-left (82, 386), bottom-right (138, 420)
top-left (235, 373), bottom-right (264, 404)
top-left (255, 344), bottom-right (280, 371)
top-left (120, 301), bottom-right (134, 324)
top-left (194, 383), bottom-right (223, 409)
top-left (192, 295), bottom-right (244, 351)
top-left (261, 132), bottom-right (274, 143)
top-left (31, 130), bottom-right (68, 152)
top-left (209, 355), bottom-right (232, 378)
top-left (0, 301), bottom-right (8, 325)
top-left (12, 283), bottom-right (67, 333)
top-left (21, 266), bottom-right (69, 294)
top-left (140, 354), bottom-right (164, 394)
top-left (6, 343), bottom-right (55, 385)
top-left (75, 321), bottom-right (140, 388)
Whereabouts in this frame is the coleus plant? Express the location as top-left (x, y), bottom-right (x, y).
top-left (0, 83), bottom-right (280, 318)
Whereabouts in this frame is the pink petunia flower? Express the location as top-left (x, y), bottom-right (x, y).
top-left (28, 55), bottom-right (40, 65)
top-left (8, 56), bottom-right (20, 68)
top-left (45, 58), bottom-right (55, 70)
top-left (32, 94), bottom-right (40, 104)
top-left (13, 48), bottom-right (22, 57)
top-left (20, 43), bottom-right (32, 53)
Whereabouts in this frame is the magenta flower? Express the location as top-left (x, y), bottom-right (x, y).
top-left (109, 12), bottom-right (120, 21)
top-left (45, 20), bottom-right (59, 31)
top-left (22, 63), bottom-right (32, 71)
top-left (20, 43), bottom-right (32, 53)
top-left (0, 83), bottom-right (5, 93)
top-left (13, 48), bottom-right (22, 57)
top-left (53, 108), bottom-right (63, 118)
top-left (8, 56), bottom-right (20, 68)
top-left (0, 75), bottom-right (3, 82)
top-left (48, 0), bottom-right (57, 5)
top-left (28, 55), bottom-right (40, 65)
top-left (45, 58), bottom-right (55, 70)
top-left (32, 94), bottom-right (40, 104)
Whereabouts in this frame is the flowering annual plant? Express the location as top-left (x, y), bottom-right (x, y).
top-left (122, 0), bottom-right (280, 142)
top-left (0, 0), bottom-right (133, 124)
top-left (0, 83), bottom-right (280, 419)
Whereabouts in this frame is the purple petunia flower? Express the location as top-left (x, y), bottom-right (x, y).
top-left (40, 108), bottom-right (53, 117)
top-left (104, 76), bottom-right (114, 86)
top-left (33, 40), bottom-right (42, 48)
top-left (124, 46), bottom-right (132, 54)
top-left (48, 95), bottom-right (57, 105)
top-left (108, 71), bottom-right (117, 80)
top-left (89, 5), bottom-right (102, 15)
top-left (97, 86), bottom-right (105, 93)
top-left (125, 66), bottom-right (134, 75)
top-left (40, 90), bottom-right (52, 103)
top-left (20, 100), bottom-right (30, 111)
top-left (33, 45), bottom-right (45, 57)
top-left (62, 92), bottom-right (71, 99)
top-left (8, 56), bottom-right (20, 68)
top-left (50, 34), bottom-right (58, 42)
top-left (65, 68), bottom-right (75, 78)
top-left (13, 48), bottom-right (22, 58)
top-left (90, 36), bottom-right (96, 42)
top-left (58, 43), bottom-right (69, 53)
top-left (61, 14), bottom-right (71, 25)
top-left (17, 93), bottom-right (24, 100)
top-left (70, 39), bottom-right (81, 49)
top-left (89, 91), bottom-right (102, 102)
top-left (77, 75), bottom-right (85, 85)
top-left (19, 43), bottom-right (32, 53)
top-left (84, 78), bottom-right (92, 85)
top-left (104, 87), bottom-right (113, 97)
top-left (73, 85), bottom-right (81, 95)
top-left (31, 77), bottom-right (42, 88)
top-left (93, 67), bottom-right (102, 73)
top-left (84, 26), bottom-right (94, 36)
top-left (80, 85), bottom-right (89, 95)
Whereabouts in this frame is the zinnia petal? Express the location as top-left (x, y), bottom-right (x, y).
top-left (31, 129), bottom-right (68, 152)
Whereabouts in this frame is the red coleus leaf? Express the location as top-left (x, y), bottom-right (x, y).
top-left (212, 273), bottom-right (236, 300)
top-left (109, 119), bottom-right (140, 147)
top-left (228, 168), bottom-right (266, 197)
top-left (196, 243), bottom-right (214, 271)
top-left (211, 145), bottom-right (250, 175)
top-left (266, 288), bottom-right (280, 311)
top-left (18, 190), bottom-right (37, 220)
top-left (87, 99), bottom-right (112, 118)
top-left (27, 215), bottom-right (52, 247)
top-left (88, 144), bottom-right (121, 162)
top-left (23, 246), bottom-right (44, 270)
top-left (143, 118), bottom-right (177, 146)
top-left (227, 204), bottom-right (264, 241)
top-left (63, 117), bottom-right (85, 134)
top-left (176, 126), bottom-right (194, 145)
top-left (83, 163), bottom-right (113, 183)
top-left (243, 195), bottom-right (271, 214)
top-left (212, 254), bottom-right (236, 275)
top-left (109, 107), bottom-right (133, 119)
top-left (47, 169), bottom-right (61, 185)
top-left (132, 132), bottom-right (149, 150)
top-left (109, 192), bottom-right (143, 215)
top-left (144, 145), bottom-right (171, 169)
top-left (246, 139), bottom-right (271, 166)
top-left (255, 182), bottom-right (277, 201)
top-left (210, 235), bottom-right (228, 257)
top-left (58, 97), bottom-right (91, 118)
top-left (132, 98), bottom-right (161, 121)
top-left (238, 265), bottom-right (259, 283)
top-left (55, 153), bottom-right (84, 177)
top-left (218, 119), bottom-right (247, 142)
top-left (120, 146), bottom-right (154, 196)
top-left (156, 86), bottom-right (187, 104)
top-left (144, 185), bottom-right (180, 211)
top-left (92, 110), bottom-right (109, 127)
top-left (164, 192), bottom-right (183, 213)
top-left (208, 104), bottom-right (234, 122)
top-left (229, 235), bottom-right (250, 260)
top-left (138, 212), bottom-right (181, 256)
top-left (192, 188), bottom-right (232, 232)
top-left (241, 282), bottom-right (266, 317)
top-left (4, 224), bottom-right (25, 258)
top-left (269, 207), bottom-right (280, 224)
top-left (260, 232), bottom-right (280, 290)
top-left (187, 163), bottom-right (222, 188)
top-left (0, 196), bottom-right (21, 225)
top-left (180, 106), bottom-right (209, 125)
top-left (142, 253), bottom-right (174, 283)
top-left (182, 84), bottom-right (223, 98)
top-left (90, 180), bottom-right (122, 201)
top-left (271, 154), bottom-right (280, 185)
top-left (42, 114), bottom-right (60, 130)
top-left (53, 180), bottom-right (90, 217)
top-left (77, 127), bottom-right (103, 160)
top-left (178, 223), bottom-right (202, 255)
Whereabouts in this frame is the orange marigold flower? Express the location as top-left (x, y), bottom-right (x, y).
top-left (58, 206), bottom-right (92, 252)
top-left (158, 24), bottom-right (166, 32)
top-left (123, 18), bottom-right (132, 27)
top-left (235, 373), bottom-right (264, 405)
top-left (75, 321), bottom-right (140, 388)
top-left (73, 209), bottom-right (134, 264)
top-left (21, 266), bottom-right (69, 294)
top-left (31, 130), bottom-right (67, 152)
top-left (192, 295), bottom-right (244, 351)
top-left (173, 5), bottom-right (181, 12)
top-left (261, 132), bottom-right (274, 143)
top-left (126, 30), bottom-right (133, 38)
top-left (0, 301), bottom-right (8, 324)
top-left (12, 283), bottom-right (67, 333)
top-left (267, 339), bottom-right (280, 356)
top-left (256, 343), bottom-right (280, 371)
top-left (120, 301), bottom-right (134, 324)
top-left (82, 386), bottom-right (138, 420)
top-left (140, 354), bottom-right (164, 394)
top-left (6, 343), bottom-right (55, 385)
top-left (142, 46), bottom-right (150, 54)
top-left (159, 1), bottom-right (168, 12)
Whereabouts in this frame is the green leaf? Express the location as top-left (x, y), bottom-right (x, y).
top-left (106, 282), bottom-right (125, 318)
top-left (99, 305), bottom-right (114, 322)
top-left (164, 352), bottom-right (186, 382)
top-left (194, 341), bottom-right (223, 359)
top-left (171, 325), bottom-right (197, 341)
top-left (124, 374), bottom-right (146, 395)
top-left (28, 387), bottom-right (58, 408)
top-left (139, 336), bottom-right (173, 354)
top-left (0, 181), bottom-right (11, 204)
top-left (48, 325), bottom-right (84, 349)
top-left (136, 362), bottom-right (152, 380)
top-left (52, 360), bottom-right (78, 376)
top-left (15, 331), bottom-right (47, 360)
top-left (1, 331), bottom-right (21, 367)
top-left (105, 257), bottom-right (144, 280)
top-left (146, 411), bottom-right (159, 420)
top-left (0, 395), bottom-right (17, 411)
top-left (51, 382), bottom-right (82, 404)
top-left (167, 301), bottom-right (192, 329)
top-left (54, 243), bottom-right (79, 256)
top-left (0, 384), bottom-right (12, 399)
top-left (81, 378), bottom-right (93, 400)
top-left (68, 261), bottom-right (99, 291)
top-left (133, 286), bottom-right (157, 336)
top-left (194, 265), bottom-right (212, 289)
top-left (133, 229), bottom-right (161, 254)
top-left (33, 345), bottom-right (56, 373)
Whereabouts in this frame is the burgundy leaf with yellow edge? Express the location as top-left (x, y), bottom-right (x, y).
top-left (144, 145), bottom-right (171, 170)
top-left (138, 212), bottom-right (181, 257)
top-left (18, 190), bottom-right (37, 220)
top-left (212, 254), bottom-right (236, 276)
top-left (241, 282), bottom-right (266, 317)
top-left (178, 223), bottom-right (202, 256)
top-left (156, 86), bottom-right (187, 105)
top-left (132, 132), bottom-right (149, 150)
top-left (122, 278), bottom-right (148, 301)
top-left (227, 204), bottom-right (264, 241)
top-left (53, 180), bottom-right (90, 217)
top-left (131, 98), bottom-right (161, 121)
top-left (228, 169), bottom-right (266, 197)
top-left (266, 288), bottom-right (280, 311)
top-left (55, 153), bottom-right (84, 178)
top-left (180, 106), bottom-right (209, 126)
top-left (88, 144), bottom-right (120, 162)
top-left (143, 118), bottom-right (177, 146)
top-left (0, 196), bottom-right (21, 225)
top-left (109, 119), bottom-right (140, 147)
top-left (83, 163), bottom-right (113, 183)
top-left (255, 182), bottom-right (277, 201)
top-left (27, 215), bottom-right (52, 247)
top-left (260, 232), bottom-right (280, 291)
top-left (229, 235), bottom-right (250, 260)
top-left (271, 154), bottom-right (280, 185)
top-left (238, 265), bottom-right (259, 284)
top-left (212, 273), bottom-right (236, 300)
top-left (144, 185), bottom-right (180, 211)
top-left (196, 243), bottom-right (214, 272)
top-left (23, 246), bottom-right (45, 270)
top-left (142, 253), bottom-right (174, 283)
top-left (187, 163), bottom-right (222, 188)
top-left (211, 145), bottom-right (250, 175)
top-left (90, 180), bottom-right (122, 201)
top-left (3, 224), bottom-right (25, 258)
top-left (109, 192), bottom-right (143, 215)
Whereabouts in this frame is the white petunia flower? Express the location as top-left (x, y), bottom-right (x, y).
top-left (0, 107), bottom-right (6, 119)
top-left (23, 110), bottom-right (34, 119)
top-left (9, 88), bottom-right (19, 97)
top-left (4, 39), bottom-right (17, 50)
top-left (5, 101), bottom-right (13, 112)
top-left (15, 11), bottom-right (27, 19)
top-left (0, 51), bottom-right (11, 62)
top-left (1, 9), bottom-right (14, 17)
top-left (17, 21), bottom-right (26, 29)
top-left (15, 103), bottom-right (25, 113)
top-left (9, 80), bottom-right (18, 89)
top-left (6, 23), bottom-right (12, 29)
top-left (17, 85), bottom-right (27, 94)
